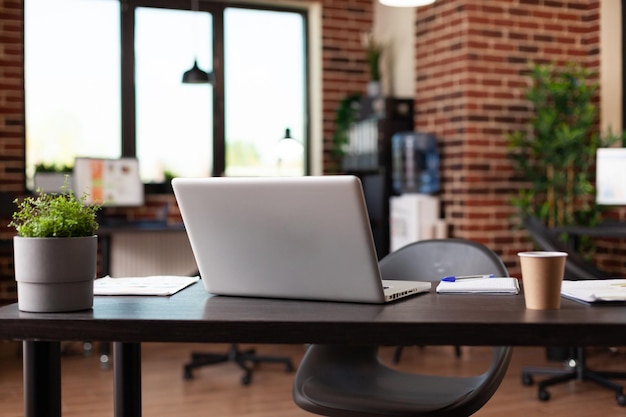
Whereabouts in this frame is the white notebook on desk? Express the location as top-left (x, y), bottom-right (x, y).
top-left (94, 275), bottom-right (199, 296)
top-left (436, 277), bottom-right (520, 295)
top-left (561, 279), bottom-right (626, 303)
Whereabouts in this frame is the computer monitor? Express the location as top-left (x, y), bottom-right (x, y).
top-left (596, 148), bottom-right (626, 205)
top-left (72, 157), bottom-right (144, 207)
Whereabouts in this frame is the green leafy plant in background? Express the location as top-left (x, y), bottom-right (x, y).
top-left (507, 62), bottom-right (623, 252)
top-left (9, 178), bottom-right (100, 238)
top-left (34, 162), bottom-right (73, 173)
top-left (331, 93), bottom-right (362, 172)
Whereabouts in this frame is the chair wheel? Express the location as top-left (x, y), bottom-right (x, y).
top-left (241, 372), bottom-right (252, 385)
top-left (538, 389), bottom-right (550, 402)
top-left (521, 373), bottom-right (533, 386)
top-left (616, 393), bottom-right (626, 407)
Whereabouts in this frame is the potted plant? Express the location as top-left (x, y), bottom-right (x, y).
top-left (507, 62), bottom-right (623, 255)
top-left (9, 178), bottom-right (100, 312)
top-left (33, 162), bottom-right (73, 193)
top-left (331, 93), bottom-right (362, 172)
top-left (361, 31), bottom-right (383, 97)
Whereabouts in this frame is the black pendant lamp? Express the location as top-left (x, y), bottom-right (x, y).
top-left (182, 0), bottom-right (212, 84)
top-left (182, 59), bottom-right (211, 84)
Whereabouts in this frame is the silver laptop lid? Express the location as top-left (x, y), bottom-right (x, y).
top-left (172, 175), bottom-right (387, 303)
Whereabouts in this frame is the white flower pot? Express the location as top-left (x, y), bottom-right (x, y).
top-left (14, 236), bottom-right (97, 312)
top-left (33, 172), bottom-right (72, 193)
top-left (367, 81), bottom-right (382, 97)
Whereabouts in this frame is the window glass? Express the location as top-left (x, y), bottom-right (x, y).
top-left (24, 0), bottom-right (120, 186)
top-left (25, 1), bottom-right (308, 187)
top-left (135, 7), bottom-right (213, 182)
top-left (224, 8), bottom-right (306, 176)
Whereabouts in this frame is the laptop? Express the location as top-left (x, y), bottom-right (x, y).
top-left (172, 175), bottom-right (430, 303)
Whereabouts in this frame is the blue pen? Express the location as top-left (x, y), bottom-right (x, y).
top-left (441, 274), bottom-right (494, 282)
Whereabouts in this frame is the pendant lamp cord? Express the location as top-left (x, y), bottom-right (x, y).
top-left (191, 0), bottom-right (200, 61)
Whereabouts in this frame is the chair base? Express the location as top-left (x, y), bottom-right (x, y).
top-left (182, 343), bottom-right (294, 385)
top-left (521, 347), bottom-right (626, 406)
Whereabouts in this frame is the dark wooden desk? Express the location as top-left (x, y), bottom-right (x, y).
top-left (2, 281), bottom-right (626, 417)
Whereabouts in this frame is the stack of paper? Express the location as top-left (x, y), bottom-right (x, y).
top-left (94, 275), bottom-right (199, 296)
top-left (561, 279), bottom-right (626, 303)
top-left (436, 277), bottom-right (520, 295)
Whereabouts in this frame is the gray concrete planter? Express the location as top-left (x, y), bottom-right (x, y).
top-left (14, 235), bottom-right (97, 312)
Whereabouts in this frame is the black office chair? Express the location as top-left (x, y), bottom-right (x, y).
top-left (183, 343), bottom-right (294, 385)
top-left (520, 216), bottom-right (626, 406)
top-left (293, 238), bottom-right (513, 417)
top-left (182, 273), bottom-right (295, 385)
top-left (379, 239), bottom-right (493, 362)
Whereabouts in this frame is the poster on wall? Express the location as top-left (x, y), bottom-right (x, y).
top-left (72, 157), bottom-right (144, 207)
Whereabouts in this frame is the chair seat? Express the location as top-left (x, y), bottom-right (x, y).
top-left (293, 239), bottom-right (513, 417)
top-left (294, 345), bottom-right (512, 417)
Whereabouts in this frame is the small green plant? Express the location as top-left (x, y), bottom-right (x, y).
top-left (9, 178), bottom-right (100, 238)
top-left (361, 31), bottom-right (382, 81)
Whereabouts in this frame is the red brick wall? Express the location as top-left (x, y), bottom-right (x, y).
top-left (0, 1), bottom-right (23, 194)
top-left (0, 0), bottom-right (23, 302)
top-left (414, 0), bottom-right (602, 275)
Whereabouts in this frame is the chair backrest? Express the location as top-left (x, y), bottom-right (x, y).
top-left (379, 238), bottom-right (511, 415)
top-left (523, 216), bottom-right (610, 281)
top-left (379, 238), bottom-right (509, 282)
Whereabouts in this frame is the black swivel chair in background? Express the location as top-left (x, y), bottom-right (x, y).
top-left (183, 343), bottom-right (294, 385)
top-left (520, 216), bottom-right (626, 406)
top-left (293, 239), bottom-right (513, 417)
top-left (182, 273), bottom-right (295, 385)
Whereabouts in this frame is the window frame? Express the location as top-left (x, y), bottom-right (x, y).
top-left (122, 0), bottom-right (310, 181)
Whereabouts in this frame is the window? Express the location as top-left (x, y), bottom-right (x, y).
top-left (224, 8), bottom-right (306, 176)
top-left (24, 0), bottom-right (309, 187)
top-left (135, 7), bottom-right (213, 180)
top-left (24, 0), bottom-right (121, 185)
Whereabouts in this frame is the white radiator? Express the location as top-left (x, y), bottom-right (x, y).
top-left (109, 231), bottom-right (198, 277)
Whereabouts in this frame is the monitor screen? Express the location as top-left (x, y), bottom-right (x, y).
top-left (596, 148), bottom-right (626, 205)
top-left (72, 157), bottom-right (144, 207)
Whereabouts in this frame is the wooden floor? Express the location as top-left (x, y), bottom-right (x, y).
top-left (2, 342), bottom-right (626, 416)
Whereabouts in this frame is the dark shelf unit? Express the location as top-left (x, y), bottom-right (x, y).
top-left (342, 97), bottom-right (414, 259)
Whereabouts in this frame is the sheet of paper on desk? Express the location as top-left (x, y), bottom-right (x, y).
top-left (94, 275), bottom-right (199, 296)
top-left (436, 277), bottom-right (520, 294)
top-left (561, 279), bottom-right (626, 303)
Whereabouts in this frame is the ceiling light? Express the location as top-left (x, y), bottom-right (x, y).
top-left (379, 0), bottom-right (435, 7)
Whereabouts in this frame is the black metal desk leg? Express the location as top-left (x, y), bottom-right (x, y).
top-left (23, 341), bottom-right (61, 417)
top-left (113, 342), bottom-right (142, 417)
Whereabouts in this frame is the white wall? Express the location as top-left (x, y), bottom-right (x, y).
top-left (373, 2), bottom-right (415, 98)
top-left (601, 0), bottom-right (623, 134)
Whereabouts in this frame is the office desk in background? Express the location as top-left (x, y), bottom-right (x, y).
top-left (554, 221), bottom-right (626, 256)
top-left (554, 221), bottom-right (626, 240)
top-left (97, 221), bottom-right (195, 278)
top-left (2, 282), bottom-right (626, 417)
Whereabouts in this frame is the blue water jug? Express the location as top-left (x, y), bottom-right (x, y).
top-left (391, 132), bottom-right (439, 194)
